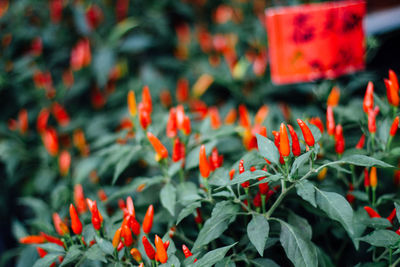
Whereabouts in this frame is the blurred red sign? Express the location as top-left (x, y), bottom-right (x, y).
top-left (265, 1), bottom-right (366, 84)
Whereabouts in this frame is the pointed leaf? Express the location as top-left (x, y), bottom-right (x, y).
top-left (358, 229), bottom-right (400, 247)
top-left (295, 180), bottom-right (316, 208)
top-left (160, 183), bottom-right (176, 216)
top-left (193, 243), bottom-right (236, 267)
top-left (290, 151), bottom-right (312, 176)
top-left (247, 214), bottom-right (269, 256)
top-left (256, 134), bottom-right (280, 165)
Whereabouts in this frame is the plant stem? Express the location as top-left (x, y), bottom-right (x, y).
top-left (265, 183), bottom-right (294, 218)
top-left (179, 168), bottom-right (184, 183)
top-left (245, 187), bottom-right (251, 210)
top-left (261, 194), bottom-right (266, 214)
top-left (372, 187), bottom-right (376, 208)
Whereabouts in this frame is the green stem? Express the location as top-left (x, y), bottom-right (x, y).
top-left (78, 234), bottom-right (85, 247)
top-left (366, 186), bottom-right (370, 203)
top-left (387, 136), bottom-right (393, 152)
top-left (391, 257), bottom-right (400, 267)
top-left (179, 168), bottom-right (184, 183)
top-left (265, 182), bottom-right (293, 218)
top-left (372, 187), bottom-right (376, 208)
top-left (390, 248), bottom-right (393, 265)
top-left (350, 165), bottom-right (356, 186)
top-left (245, 187), bottom-right (251, 210)
top-left (261, 194), bottom-right (266, 214)
top-left (371, 133), bottom-right (375, 152)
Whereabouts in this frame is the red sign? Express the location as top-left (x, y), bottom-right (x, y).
top-left (265, 1), bottom-right (366, 84)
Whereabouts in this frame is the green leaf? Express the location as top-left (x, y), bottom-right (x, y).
top-left (295, 180), bottom-right (316, 208)
top-left (395, 202), bottom-right (400, 223)
top-left (192, 201), bottom-right (239, 251)
top-left (177, 182), bottom-right (201, 205)
top-left (209, 168), bottom-right (229, 186)
top-left (362, 217), bottom-right (392, 229)
top-left (247, 214), bottom-right (269, 256)
top-left (37, 243), bottom-right (65, 254)
top-left (316, 247), bottom-right (335, 267)
top-left (95, 236), bottom-right (114, 255)
top-left (85, 244), bottom-right (107, 263)
top-left (290, 151), bottom-right (312, 176)
top-left (177, 202), bottom-right (201, 225)
top-left (315, 187), bottom-right (354, 236)
top-left (33, 254), bottom-right (60, 267)
top-left (339, 155), bottom-right (393, 168)
top-left (92, 47), bottom-right (115, 87)
top-left (358, 229), bottom-right (400, 247)
top-left (108, 18), bottom-right (138, 43)
top-left (251, 258), bottom-right (279, 267)
top-left (160, 183), bottom-right (176, 216)
top-left (160, 255), bottom-right (181, 267)
top-left (59, 246), bottom-right (82, 267)
top-left (112, 146), bottom-right (140, 185)
top-left (279, 220), bottom-right (318, 267)
top-left (226, 170), bottom-right (269, 187)
top-left (256, 134), bottom-right (280, 165)
top-left (288, 212), bottom-right (312, 240)
top-left (193, 243), bottom-right (236, 267)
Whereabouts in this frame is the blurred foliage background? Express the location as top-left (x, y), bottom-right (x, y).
top-left (1, 0), bottom-right (400, 265)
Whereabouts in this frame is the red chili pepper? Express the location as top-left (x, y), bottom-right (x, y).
top-left (37, 108), bottom-right (49, 133)
top-left (40, 232), bottom-right (64, 247)
top-left (253, 192), bottom-right (261, 207)
top-left (117, 241), bottom-right (124, 251)
top-left (238, 104), bottom-right (251, 128)
top-left (166, 108), bottom-right (177, 138)
top-left (49, 0), bottom-right (62, 23)
top-left (176, 105), bottom-right (185, 130)
top-left (182, 115), bottom-right (191, 135)
top-left (159, 89), bottom-right (172, 108)
top-left (118, 199), bottom-right (126, 210)
top-left (69, 204), bottom-right (82, 235)
top-left (364, 168), bottom-right (370, 188)
top-left (73, 184), bottom-right (87, 214)
top-left (126, 196), bottom-right (135, 217)
top-left (254, 105), bottom-right (269, 125)
top-left (42, 128), bottom-right (59, 156)
top-left (37, 247), bottom-right (48, 258)
top-left (390, 116), bottom-right (399, 136)
top-left (229, 169), bottom-right (235, 180)
top-left (112, 228), bottom-right (121, 248)
top-left (224, 108), bottom-right (237, 125)
top-left (287, 124), bottom-right (300, 156)
top-left (364, 206), bottom-right (381, 218)
top-left (58, 150), bottom-right (71, 176)
top-left (326, 106), bottom-right (336, 136)
top-left (363, 82), bottom-right (374, 113)
top-left (368, 109), bottom-right (376, 134)
top-left (387, 208), bottom-right (396, 224)
top-left (309, 117), bottom-right (324, 134)
top-left (327, 86), bottom-right (340, 107)
top-left (86, 199), bottom-right (102, 230)
top-left (52, 102), bottom-right (70, 127)
top-left (209, 147), bottom-right (223, 170)
top-left (147, 132), bottom-right (168, 160)
top-left (172, 138), bottom-right (185, 163)
top-left (141, 85), bottom-right (152, 113)
top-left (334, 124), bottom-right (345, 155)
top-left (389, 69), bottom-right (399, 90)
top-left (176, 78), bottom-right (189, 103)
top-left (239, 159), bottom-right (249, 188)
top-left (194, 208), bottom-right (203, 224)
top-left (127, 215), bottom-right (141, 235)
top-left (138, 103), bottom-right (151, 130)
top-left (272, 131), bottom-right (284, 164)
top-left (19, 235), bottom-right (46, 244)
top-left (355, 134), bottom-right (365, 149)
top-left (155, 235), bottom-right (168, 263)
top-left (142, 236), bottom-right (155, 260)
top-left (53, 213), bottom-right (69, 236)
top-left (17, 109), bottom-right (28, 135)
top-left (199, 145), bottom-right (211, 178)
top-left (296, 119), bottom-right (315, 147)
top-left (121, 225), bottom-right (133, 247)
top-left (279, 123), bottom-right (290, 157)
top-left (142, 205), bottom-right (154, 234)
top-left (209, 106), bottom-right (222, 129)
top-left (258, 166), bottom-right (269, 194)
top-left (182, 244), bottom-right (197, 262)
top-left (164, 240), bottom-right (170, 250)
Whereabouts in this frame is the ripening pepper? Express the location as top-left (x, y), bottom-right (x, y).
top-left (238, 104), bottom-right (251, 128)
top-left (355, 134), bottom-right (365, 149)
top-left (74, 184), bottom-right (87, 214)
top-left (363, 82), bottom-right (374, 113)
top-left (155, 235), bottom-right (168, 263)
top-left (58, 150), bottom-right (71, 176)
top-left (297, 119), bottom-right (315, 147)
top-left (130, 248), bottom-right (142, 263)
top-left (142, 205), bottom-right (154, 234)
top-left (327, 86), bottom-right (340, 107)
top-left (147, 132), bottom-right (168, 160)
top-left (370, 167), bottom-right (377, 188)
top-left (127, 90), bottom-right (137, 117)
top-left (53, 213), bottom-right (69, 236)
top-left (334, 125), bottom-right (345, 155)
top-left (390, 116), bottom-right (399, 136)
top-left (142, 236), bottom-right (155, 260)
top-left (364, 206), bottom-right (381, 218)
top-left (69, 204), bottom-right (82, 235)
top-left (112, 228), bottom-right (121, 248)
top-left (209, 106), bottom-right (221, 129)
top-left (224, 108), bottom-right (237, 125)
top-left (326, 106), bottom-right (335, 136)
top-left (317, 167), bottom-right (327, 181)
top-left (254, 105), bottom-right (269, 125)
top-left (287, 124), bottom-right (301, 156)
top-left (199, 145), bottom-right (210, 178)
top-left (279, 123), bottom-right (290, 157)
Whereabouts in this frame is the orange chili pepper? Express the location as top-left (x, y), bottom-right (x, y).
top-left (155, 235), bottom-right (168, 263)
top-left (327, 86), bottom-right (340, 107)
top-left (147, 132), bottom-right (168, 160)
top-left (279, 123), bottom-right (290, 157)
top-left (141, 85), bottom-right (152, 113)
top-left (127, 90), bottom-right (137, 116)
top-left (112, 228), bottom-right (121, 248)
top-left (40, 232), bottom-right (64, 247)
top-left (73, 184), bottom-right (87, 214)
top-left (370, 167), bottom-right (377, 188)
top-left (363, 82), bottom-right (374, 113)
top-left (42, 128), bottom-right (59, 156)
top-left (309, 117), bottom-right (324, 134)
top-left (69, 204), bottom-right (82, 235)
top-left (224, 108), bottom-right (237, 125)
top-left (19, 235), bottom-right (46, 244)
top-left (199, 145), bottom-right (210, 178)
top-left (390, 116), bottom-right (399, 136)
top-left (297, 119), bottom-right (315, 147)
top-left (121, 225), bottom-right (133, 247)
top-left (126, 196), bottom-right (135, 217)
top-left (287, 124), bottom-right (300, 157)
top-left (229, 169), bottom-right (235, 180)
top-left (209, 106), bottom-right (221, 129)
top-left (130, 248), bottom-right (142, 263)
top-left (58, 150), bottom-right (71, 176)
top-left (254, 105), bottom-right (269, 125)
top-left (389, 69), bottom-right (399, 90)
top-left (53, 212), bottom-right (69, 236)
top-left (142, 204), bottom-right (154, 234)
top-left (238, 104), bottom-right (251, 128)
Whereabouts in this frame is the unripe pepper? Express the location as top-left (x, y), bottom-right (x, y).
top-left (370, 167), bottom-right (377, 188)
top-left (147, 132), bottom-right (168, 160)
top-left (142, 205), bottom-right (154, 234)
top-left (279, 123), bottom-right (290, 157)
top-left (155, 235), bottom-right (168, 263)
top-left (69, 204), bottom-right (82, 235)
top-left (142, 236), bottom-right (155, 260)
top-left (326, 106), bottom-right (335, 136)
top-left (390, 116), bottom-right (399, 136)
top-left (287, 124), bottom-right (301, 156)
top-left (297, 119), bottom-right (315, 147)
top-left (199, 145), bottom-right (210, 178)
top-left (363, 82), bottom-right (374, 113)
top-left (127, 90), bottom-right (137, 116)
top-left (130, 248), bottom-right (142, 263)
top-left (364, 206), bottom-right (381, 218)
